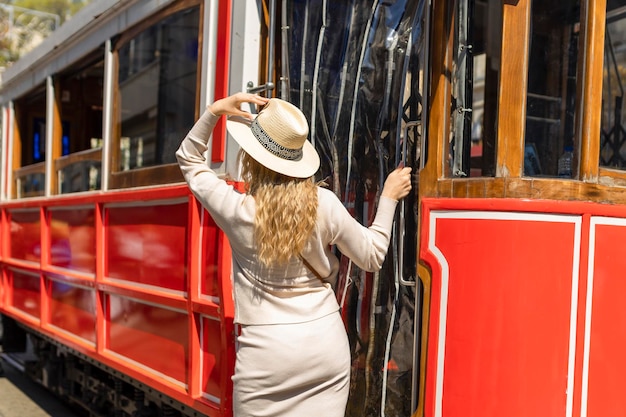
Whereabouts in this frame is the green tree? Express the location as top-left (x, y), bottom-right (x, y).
top-left (12, 0), bottom-right (89, 25)
top-left (0, 0), bottom-right (91, 68)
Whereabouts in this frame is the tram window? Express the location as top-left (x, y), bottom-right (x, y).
top-left (524, 0), bottom-right (580, 178)
top-left (56, 50), bottom-right (104, 194)
top-left (112, 5), bottom-right (199, 188)
top-left (32, 117), bottom-right (46, 163)
top-left (450, 0), bottom-right (500, 177)
top-left (14, 85), bottom-right (47, 198)
top-left (600, 2), bottom-right (626, 170)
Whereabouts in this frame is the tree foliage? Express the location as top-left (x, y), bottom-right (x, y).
top-left (12, 0), bottom-right (87, 25)
top-left (0, 0), bottom-right (91, 68)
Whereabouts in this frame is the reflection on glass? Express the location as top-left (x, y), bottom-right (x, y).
top-left (50, 280), bottom-right (96, 343)
top-left (450, 0), bottom-right (500, 177)
top-left (12, 271), bottom-right (41, 318)
top-left (14, 86), bottom-right (47, 197)
top-left (117, 6), bottom-right (199, 171)
top-left (59, 161), bottom-right (101, 193)
top-left (106, 203), bottom-right (187, 291)
top-left (286, 0), bottom-right (425, 414)
top-left (10, 209), bottom-right (41, 263)
top-left (57, 50), bottom-right (104, 194)
top-left (49, 207), bottom-right (96, 274)
top-left (18, 172), bottom-right (45, 198)
top-left (525, 0), bottom-right (580, 177)
top-left (600, 3), bottom-right (626, 169)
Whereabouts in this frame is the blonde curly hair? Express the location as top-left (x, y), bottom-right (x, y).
top-left (239, 151), bottom-right (318, 266)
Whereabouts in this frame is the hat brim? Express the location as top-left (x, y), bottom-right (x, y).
top-left (226, 117), bottom-right (320, 178)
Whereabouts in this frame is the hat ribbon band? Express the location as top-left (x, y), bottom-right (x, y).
top-left (251, 119), bottom-right (303, 161)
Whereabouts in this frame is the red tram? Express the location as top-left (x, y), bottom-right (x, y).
top-left (1, 0), bottom-right (626, 416)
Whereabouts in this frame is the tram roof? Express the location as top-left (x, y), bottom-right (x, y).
top-left (0, 0), bottom-right (176, 103)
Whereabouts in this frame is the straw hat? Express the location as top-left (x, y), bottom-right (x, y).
top-left (226, 98), bottom-right (320, 178)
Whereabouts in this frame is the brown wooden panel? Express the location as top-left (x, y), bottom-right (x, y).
top-left (496, 0), bottom-right (531, 178)
top-left (12, 109), bottom-right (22, 200)
top-left (463, 179), bottom-right (488, 198)
top-left (578, 0), bottom-right (607, 182)
top-left (437, 178), bottom-right (453, 198)
top-left (108, 164), bottom-right (183, 189)
top-left (451, 180), bottom-right (470, 198)
top-left (504, 178), bottom-right (536, 199)
top-left (55, 148), bottom-right (102, 171)
top-left (598, 168), bottom-right (626, 188)
top-left (431, 176), bottom-right (626, 205)
top-left (420, 0), bottom-right (453, 197)
top-left (51, 79), bottom-right (63, 195)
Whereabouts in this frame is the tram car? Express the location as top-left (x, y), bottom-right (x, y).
top-left (1, 0), bottom-right (626, 416)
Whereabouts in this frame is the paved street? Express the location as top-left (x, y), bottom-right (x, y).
top-left (0, 319), bottom-right (82, 417)
top-left (0, 359), bottom-right (82, 417)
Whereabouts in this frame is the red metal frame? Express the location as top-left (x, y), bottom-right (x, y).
top-left (0, 183), bottom-right (237, 416)
top-left (3, 107), bottom-right (10, 200)
top-left (419, 197), bottom-right (626, 417)
top-left (0, 1), bottom-right (237, 414)
top-left (211, 0), bottom-right (232, 163)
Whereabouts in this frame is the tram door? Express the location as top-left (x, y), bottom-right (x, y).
top-left (267, 1), bottom-right (428, 415)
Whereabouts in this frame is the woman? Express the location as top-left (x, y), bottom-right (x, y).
top-left (176, 92), bottom-right (412, 416)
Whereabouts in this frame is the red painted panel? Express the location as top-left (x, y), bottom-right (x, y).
top-left (433, 216), bottom-right (575, 417)
top-left (0, 271), bottom-right (4, 309)
top-left (586, 222), bottom-right (626, 417)
top-left (11, 270), bottom-right (40, 318)
top-left (201, 316), bottom-right (225, 401)
top-left (211, 0), bottom-right (232, 163)
top-left (202, 216), bottom-right (220, 298)
top-left (49, 279), bottom-right (96, 343)
top-left (9, 209), bottom-right (40, 263)
top-left (107, 203), bottom-right (187, 291)
top-left (107, 294), bottom-right (188, 384)
top-left (49, 208), bottom-right (96, 274)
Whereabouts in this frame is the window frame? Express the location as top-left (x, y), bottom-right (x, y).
top-left (52, 47), bottom-right (106, 195)
top-left (12, 84), bottom-right (48, 199)
top-left (422, 0), bottom-right (622, 202)
top-left (108, 0), bottom-right (203, 190)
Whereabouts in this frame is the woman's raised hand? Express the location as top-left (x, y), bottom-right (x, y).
top-left (208, 92), bottom-right (270, 119)
top-left (381, 165), bottom-right (413, 201)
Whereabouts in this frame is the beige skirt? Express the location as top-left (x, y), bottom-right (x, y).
top-left (232, 311), bottom-right (350, 417)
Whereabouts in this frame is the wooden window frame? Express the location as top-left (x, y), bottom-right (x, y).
top-left (12, 85), bottom-right (47, 199)
top-left (50, 47), bottom-right (106, 195)
top-left (422, 0), bottom-right (616, 201)
top-left (108, 0), bottom-right (203, 190)
top-left (578, 0), bottom-right (606, 182)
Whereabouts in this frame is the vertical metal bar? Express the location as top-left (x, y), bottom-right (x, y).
top-left (202, 0), bottom-right (220, 110)
top-left (267, 0), bottom-right (276, 95)
top-left (413, 0), bottom-right (431, 411)
top-left (212, 0), bottom-right (233, 162)
top-left (345, 0), bottom-right (380, 203)
top-left (280, 0), bottom-right (290, 100)
top-left (45, 76), bottom-right (54, 197)
top-left (39, 207), bottom-right (50, 327)
top-left (7, 103), bottom-right (13, 200)
top-left (421, 0), bottom-right (432, 172)
top-left (95, 201), bottom-right (106, 355)
top-left (101, 39), bottom-right (114, 191)
top-left (0, 106), bottom-right (4, 202)
top-left (310, 0), bottom-right (327, 147)
top-left (187, 195), bottom-right (202, 399)
top-left (0, 105), bottom-right (9, 201)
top-left (452, 0), bottom-right (470, 177)
top-left (299, 0), bottom-right (310, 109)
